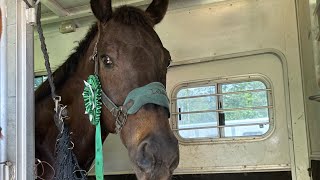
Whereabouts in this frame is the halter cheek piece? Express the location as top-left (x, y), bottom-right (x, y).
top-left (90, 39), bottom-right (170, 134)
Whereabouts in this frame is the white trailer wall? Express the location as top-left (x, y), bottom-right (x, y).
top-left (1, 0), bottom-right (35, 179)
top-left (0, 0), bottom-right (17, 179)
top-left (6, 0), bottom-right (17, 165)
top-left (307, 0), bottom-right (320, 161)
top-left (156, 1), bottom-right (309, 179)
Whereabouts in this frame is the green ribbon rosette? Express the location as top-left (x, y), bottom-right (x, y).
top-left (82, 75), bottom-right (104, 180)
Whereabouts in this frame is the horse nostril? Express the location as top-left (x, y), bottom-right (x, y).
top-left (136, 142), bottom-right (155, 172)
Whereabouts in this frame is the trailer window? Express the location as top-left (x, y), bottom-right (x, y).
top-left (172, 79), bottom-right (272, 140)
top-left (34, 75), bottom-right (47, 90)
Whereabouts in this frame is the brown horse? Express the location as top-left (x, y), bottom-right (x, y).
top-left (35, 0), bottom-right (179, 179)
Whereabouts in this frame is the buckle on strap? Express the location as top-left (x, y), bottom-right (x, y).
top-left (53, 96), bottom-right (69, 133)
top-left (53, 96), bottom-right (61, 113)
top-left (111, 106), bottom-right (128, 134)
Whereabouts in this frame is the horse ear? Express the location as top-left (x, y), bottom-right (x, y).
top-left (90, 0), bottom-right (112, 23)
top-left (145, 0), bottom-right (169, 25)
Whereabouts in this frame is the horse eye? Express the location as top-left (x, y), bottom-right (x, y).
top-left (101, 55), bottom-right (113, 66)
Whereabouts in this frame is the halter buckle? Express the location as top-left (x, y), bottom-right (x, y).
top-left (112, 106), bottom-right (128, 134)
top-left (53, 96), bottom-right (69, 133)
top-left (91, 40), bottom-right (99, 62)
top-left (91, 51), bottom-right (98, 62)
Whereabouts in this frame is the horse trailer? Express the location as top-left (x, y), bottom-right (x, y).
top-left (0, 0), bottom-right (320, 180)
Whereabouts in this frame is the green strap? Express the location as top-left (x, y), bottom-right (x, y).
top-left (95, 121), bottom-right (104, 180)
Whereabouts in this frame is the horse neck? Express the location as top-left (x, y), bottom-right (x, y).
top-left (36, 33), bottom-right (109, 171)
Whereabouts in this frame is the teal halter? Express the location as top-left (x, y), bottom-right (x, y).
top-left (101, 82), bottom-right (170, 133)
top-left (82, 39), bottom-right (170, 180)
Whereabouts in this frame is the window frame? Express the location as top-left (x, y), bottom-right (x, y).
top-left (170, 74), bottom-right (275, 144)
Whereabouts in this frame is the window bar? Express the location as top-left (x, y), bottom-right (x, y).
top-left (172, 122), bottom-right (271, 131)
top-left (214, 84), bottom-right (220, 137)
top-left (172, 88), bottom-right (272, 100)
top-left (172, 105), bottom-right (273, 115)
top-left (217, 83), bottom-right (223, 138)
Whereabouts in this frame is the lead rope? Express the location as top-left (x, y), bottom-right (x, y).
top-left (35, 2), bottom-right (87, 179)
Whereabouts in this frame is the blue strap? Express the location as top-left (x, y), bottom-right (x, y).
top-left (124, 82), bottom-right (170, 115)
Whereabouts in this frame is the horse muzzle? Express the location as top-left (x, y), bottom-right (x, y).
top-left (134, 134), bottom-right (179, 179)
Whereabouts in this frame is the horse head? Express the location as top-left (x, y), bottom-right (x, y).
top-left (90, 0), bottom-right (179, 179)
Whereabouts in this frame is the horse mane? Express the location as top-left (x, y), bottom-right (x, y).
top-left (35, 6), bottom-right (153, 102)
top-left (35, 23), bottom-right (98, 102)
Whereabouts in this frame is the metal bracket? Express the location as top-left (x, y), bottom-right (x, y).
top-left (1, 161), bottom-right (14, 180)
top-left (54, 96), bottom-right (62, 112)
top-left (26, 7), bottom-right (36, 25)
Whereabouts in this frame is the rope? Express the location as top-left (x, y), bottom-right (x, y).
top-left (54, 126), bottom-right (87, 180)
top-left (34, 158), bottom-right (55, 180)
top-left (35, 3), bottom-right (57, 100)
top-left (33, 1), bottom-right (87, 179)
top-left (22, 0), bottom-right (32, 8)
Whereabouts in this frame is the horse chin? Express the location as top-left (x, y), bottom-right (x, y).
top-left (133, 166), bottom-right (173, 180)
top-left (119, 107), bottom-right (180, 179)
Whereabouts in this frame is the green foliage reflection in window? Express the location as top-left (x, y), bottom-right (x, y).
top-left (34, 76), bottom-right (47, 90)
top-left (174, 80), bottom-right (272, 140)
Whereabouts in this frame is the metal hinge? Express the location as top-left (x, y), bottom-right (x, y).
top-left (26, 7), bottom-right (36, 25)
top-left (1, 161), bottom-right (14, 180)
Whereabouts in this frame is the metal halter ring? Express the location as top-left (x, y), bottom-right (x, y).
top-left (53, 96), bottom-right (61, 113)
top-left (112, 106), bottom-right (128, 134)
